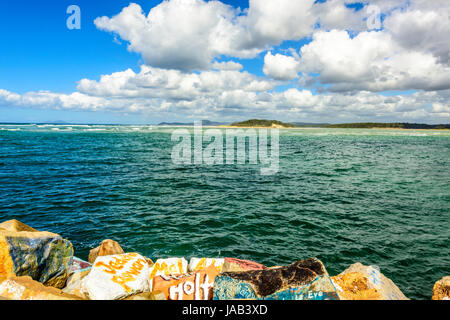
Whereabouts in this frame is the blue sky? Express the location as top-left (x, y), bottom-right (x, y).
top-left (0, 0), bottom-right (449, 124)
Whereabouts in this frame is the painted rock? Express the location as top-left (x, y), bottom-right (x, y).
top-left (213, 257), bottom-right (328, 300)
top-left (188, 258), bottom-right (224, 273)
top-left (153, 265), bottom-right (219, 300)
top-left (0, 219), bottom-right (73, 288)
top-left (70, 257), bottom-right (91, 273)
top-left (88, 239), bottom-right (124, 264)
top-left (81, 252), bottom-right (151, 300)
top-left (432, 276), bottom-right (450, 300)
top-left (331, 272), bottom-right (383, 300)
top-left (333, 263), bottom-right (408, 300)
top-left (0, 276), bottom-right (83, 300)
top-left (221, 258), bottom-right (267, 272)
top-left (262, 276), bottom-right (339, 300)
top-left (149, 257), bottom-right (188, 289)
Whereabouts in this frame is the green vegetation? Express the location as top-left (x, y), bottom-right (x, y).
top-left (231, 119), bottom-right (296, 128)
top-left (227, 119), bottom-right (449, 129)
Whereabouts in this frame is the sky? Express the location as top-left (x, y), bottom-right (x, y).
top-left (0, 0), bottom-right (449, 124)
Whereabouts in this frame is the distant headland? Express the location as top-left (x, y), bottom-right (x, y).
top-left (222, 119), bottom-right (450, 129)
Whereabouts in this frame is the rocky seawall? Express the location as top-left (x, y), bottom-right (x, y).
top-left (0, 219), bottom-right (448, 301)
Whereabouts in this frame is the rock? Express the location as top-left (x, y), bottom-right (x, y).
top-left (213, 257), bottom-right (329, 300)
top-left (331, 272), bottom-right (383, 300)
top-left (153, 265), bottom-right (219, 300)
top-left (221, 258), bottom-right (267, 273)
top-left (188, 258), bottom-right (224, 273)
top-left (432, 276), bottom-right (450, 300)
top-left (82, 252), bottom-right (151, 300)
top-left (0, 219), bottom-right (73, 288)
top-left (62, 269), bottom-right (91, 299)
top-left (0, 276), bottom-right (83, 300)
top-left (262, 276), bottom-right (339, 300)
top-left (88, 239), bottom-right (124, 264)
top-left (332, 263), bottom-right (408, 300)
top-left (123, 290), bottom-right (166, 300)
top-left (70, 257), bottom-right (91, 273)
top-left (149, 257), bottom-right (188, 289)
top-left (0, 219), bottom-right (38, 232)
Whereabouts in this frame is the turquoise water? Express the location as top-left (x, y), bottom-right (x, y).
top-left (0, 124), bottom-right (449, 299)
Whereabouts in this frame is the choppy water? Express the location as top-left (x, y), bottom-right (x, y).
top-left (0, 124), bottom-right (449, 299)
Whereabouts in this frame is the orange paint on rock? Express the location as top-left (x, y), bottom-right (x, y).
top-left (152, 265), bottom-right (219, 300)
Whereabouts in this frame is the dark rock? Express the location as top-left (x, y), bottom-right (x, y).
top-left (214, 257), bottom-right (329, 299)
top-left (0, 219), bottom-right (73, 289)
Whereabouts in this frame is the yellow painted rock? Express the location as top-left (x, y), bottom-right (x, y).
top-left (188, 258), bottom-right (224, 273)
top-left (81, 252), bottom-right (151, 300)
top-left (432, 276), bottom-right (450, 300)
top-left (0, 219), bottom-right (73, 289)
top-left (331, 272), bottom-right (382, 300)
top-left (333, 263), bottom-right (408, 300)
top-left (149, 257), bottom-right (188, 290)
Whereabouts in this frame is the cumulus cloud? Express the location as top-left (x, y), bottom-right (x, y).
top-left (77, 65), bottom-right (275, 100)
top-left (95, 1), bottom-right (258, 71)
top-left (2, 75), bottom-right (449, 123)
top-left (384, 7), bottom-right (450, 66)
top-left (295, 29), bottom-right (450, 92)
top-left (212, 61), bottom-right (243, 71)
top-left (94, 0), bottom-right (360, 71)
top-left (263, 52), bottom-right (300, 80)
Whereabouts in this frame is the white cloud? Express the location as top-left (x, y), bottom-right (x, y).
top-left (312, 0), bottom-right (366, 31)
top-left (77, 65), bottom-right (275, 100)
top-left (263, 52), bottom-right (300, 80)
top-left (384, 7), bottom-right (450, 66)
top-left (297, 29), bottom-right (450, 92)
top-left (212, 61), bottom-right (243, 71)
top-left (2, 75), bottom-right (449, 123)
top-left (93, 0), bottom-right (357, 71)
top-left (95, 1), bottom-right (258, 71)
top-left (241, 0), bottom-right (316, 48)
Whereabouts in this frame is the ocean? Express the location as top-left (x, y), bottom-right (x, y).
top-left (0, 124), bottom-right (449, 299)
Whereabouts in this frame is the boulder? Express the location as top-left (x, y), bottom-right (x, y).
top-left (62, 269), bottom-right (91, 299)
top-left (332, 263), bottom-right (408, 300)
top-left (0, 276), bottom-right (83, 300)
top-left (221, 258), bottom-right (267, 273)
top-left (88, 239), bottom-right (124, 264)
top-left (70, 257), bottom-right (91, 273)
top-left (262, 276), bottom-right (339, 300)
top-left (188, 258), bottom-right (224, 273)
top-left (0, 219), bottom-right (73, 288)
top-left (213, 257), bottom-right (330, 300)
top-left (432, 276), bottom-right (450, 300)
top-left (149, 257), bottom-right (188, 289)
top-left (82, 252), bottom-right (151, 300)
top-left (330, 272), bottom-right (382, 300)
top-left (153, 265), bottom-right (219, 300)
